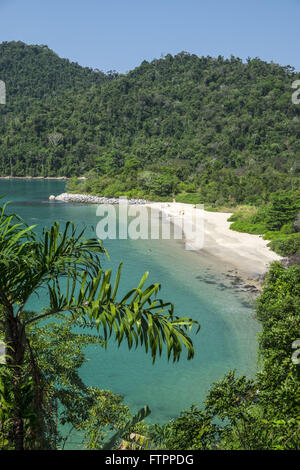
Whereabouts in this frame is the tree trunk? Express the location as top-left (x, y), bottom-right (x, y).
top-left (5, 312), bottom-right (26, 450)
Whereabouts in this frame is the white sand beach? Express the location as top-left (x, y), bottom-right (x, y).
top-left (50, 193), bottom-right (282, 281)
top-left (146, 202), bottom-right (282, 279)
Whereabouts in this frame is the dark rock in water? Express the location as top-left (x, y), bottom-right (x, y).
top-left (241, 301), bottom-right (253, 309)
top-left (218, 283), bottom-right (228, 289)
top-left (241, 284), bottom-right (260, 293)
top-left (230, 277), bottom-right (243, 286)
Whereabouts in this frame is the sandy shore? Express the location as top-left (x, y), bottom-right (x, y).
top-left (146, 202), bottom-right (282, 280)
top-left (48, 192), bottom-right (282, 283)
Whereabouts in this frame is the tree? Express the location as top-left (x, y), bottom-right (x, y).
top-left (19, 314), bottom-right (135, 450)
top-left (149, 405), bottom-right (218, 450)
top-left (266, 192), bottom-right (298, 231)
top-left (1, 42), bottom-right (299, 202)
top-left (0, 202), bottom-right (199, 450)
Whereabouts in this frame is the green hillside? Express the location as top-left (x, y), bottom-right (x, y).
top-left (0, 41), bottom-right (299, 206)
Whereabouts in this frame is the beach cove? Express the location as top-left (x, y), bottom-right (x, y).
top-left (1, 179), bottom-right (262, 447)
top-left (146, 202), bottom-right (282, 280)
top-left (52, 192), bottom-right (282, 285)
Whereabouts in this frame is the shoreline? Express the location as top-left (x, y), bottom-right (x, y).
top-left (49, 193), bottom-right (282, 290)
top-left (0, 176), bottom-right (87, 181)
top-left (0, 176), bottom-right (69, 180)
top-left (146, 202), bottom-right (282, 287)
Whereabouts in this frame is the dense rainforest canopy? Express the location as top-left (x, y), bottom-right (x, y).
top-left (0, 42), bottom-right (299, 450)
top-left (0, 41), bottom-right (299, 206)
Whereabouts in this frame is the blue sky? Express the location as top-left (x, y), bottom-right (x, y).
top-left (0, 0), bottom-right (299, 72)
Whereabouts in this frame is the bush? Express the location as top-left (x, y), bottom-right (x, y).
top-left (268, 233), bottom-right (300, 256)
top-left (280, 222), bottom-right (295, 234)
top-left (228, 205), bottom-right (266, 234)
top-left (265, 192), bottom-right (298, 231)
top-left (229, 220), bottom-right (266, 234)
top-left (176, 193), bottom-right (202, 204)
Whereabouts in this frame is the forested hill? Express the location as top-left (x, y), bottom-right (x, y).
top-left (0, 41), bottom-right (299, 205)
top-left (0, 41), bottom-right (105, 99)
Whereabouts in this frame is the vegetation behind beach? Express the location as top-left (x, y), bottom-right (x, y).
top-left (0, 41), bottom-right (299, 207)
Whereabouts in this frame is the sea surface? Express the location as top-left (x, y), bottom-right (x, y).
top-left (1, 179), bottom-right (260, 446)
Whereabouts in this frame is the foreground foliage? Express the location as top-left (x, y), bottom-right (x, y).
top-left (0, 198), bottom-right (298, 450)
top-left (148, 262), bottom-right (300, 450)
top-left (0, 203), bottom-right (199, 449)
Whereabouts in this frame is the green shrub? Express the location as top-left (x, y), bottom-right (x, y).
top-left (265, 192), bottom-right (298, 231)
top-left (229, 220), bottom-right (266, 234)
top-left (280, 222), bottom-right (295, 234)
top-left (176, 193), bottom-right (202, 204)
top-left (228, 205), bottom-right (267, 234)
top-left (268, 233), bottom-right (300, 256)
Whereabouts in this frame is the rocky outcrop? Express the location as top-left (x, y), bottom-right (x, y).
top-left (281, 253), bottom-right (300, 268)
top-left (51, 193), bottom-right (148, 205)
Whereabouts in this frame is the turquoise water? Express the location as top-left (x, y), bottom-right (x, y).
top-left (1, 180), bottom-right (260, 438)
